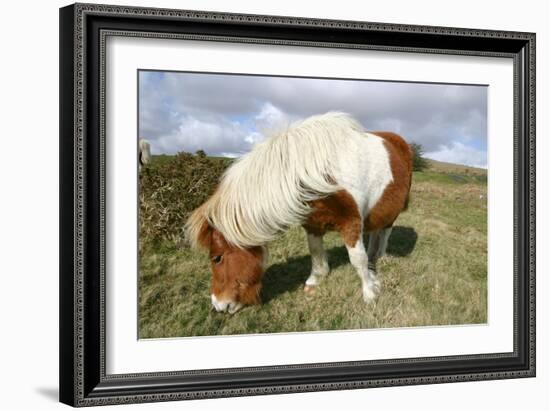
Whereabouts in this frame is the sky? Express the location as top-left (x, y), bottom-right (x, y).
top-left (138, 71), bottom-right (487, 168)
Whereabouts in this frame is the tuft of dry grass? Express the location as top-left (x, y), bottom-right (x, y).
top-left (139, 152), bottom-right (231, 247)
top-left (139, 156), bottom-right (487, 338)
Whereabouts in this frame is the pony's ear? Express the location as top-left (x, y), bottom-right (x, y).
top-left (185, 206), bottom-right (212, 249)
top-left (196, 220), bottom-right (212, 249)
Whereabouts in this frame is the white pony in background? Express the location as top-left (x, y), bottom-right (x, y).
top-left (139, 138), bottom-right (151, 171)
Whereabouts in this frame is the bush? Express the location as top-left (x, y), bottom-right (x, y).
top-left (411, 142), bottom-right (429, 172)
top-left (139, 152), bottom-right (232, 248)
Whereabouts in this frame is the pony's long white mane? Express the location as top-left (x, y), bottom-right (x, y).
top-left (186, 112), bottom-right (365, 248)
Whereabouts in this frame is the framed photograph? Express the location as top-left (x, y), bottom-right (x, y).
top-left (59, 2), bottom-right (536, 407)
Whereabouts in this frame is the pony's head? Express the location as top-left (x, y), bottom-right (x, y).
top-left (186, 211), bottom-right (266, 314)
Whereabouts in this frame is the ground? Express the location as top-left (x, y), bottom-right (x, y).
top-left (139, 159), bottom-right (487, 338)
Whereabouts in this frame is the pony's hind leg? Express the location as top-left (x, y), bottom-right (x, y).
top-left (304, 233), bottom-right (330, 293)
top-left (378, 226), bottom-right (392, 258)
top-left (367, 226), bottom-right (392, 263)
top-left (347, 235), bottom-right (381, 303)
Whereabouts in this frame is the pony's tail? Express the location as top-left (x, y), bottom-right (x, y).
top-left (403, 142), bottom-right (414, 212)
top-left (403, 193), bottom-right (411, 211)
top-left (402, 169), bottom-right (413, 211)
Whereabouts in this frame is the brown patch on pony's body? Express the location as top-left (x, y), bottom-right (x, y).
top-left (304, 190), bottom-right (362, 247)
top-left (364, 132), bottom-right (413, 231)
top-left (304, 131), bottom-right (412, 243)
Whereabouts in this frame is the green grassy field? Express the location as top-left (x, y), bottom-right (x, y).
top-left (139, 158), bottom-right (487, 338)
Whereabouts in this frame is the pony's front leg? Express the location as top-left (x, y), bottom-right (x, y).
top-left (304, 232), bottom-right (330, 293)
top-left (346, 236), bottom-right (381, 303)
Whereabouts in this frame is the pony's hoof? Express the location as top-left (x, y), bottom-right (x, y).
top-left (304, 285), bottom-right (316, 294)
top-left (362, 282), bottom-right (381, 303)
top-left (362, 290), bottom-right (377, 303)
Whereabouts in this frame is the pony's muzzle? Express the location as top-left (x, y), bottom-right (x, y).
top-left (211, 294), bottom-right (243, 314)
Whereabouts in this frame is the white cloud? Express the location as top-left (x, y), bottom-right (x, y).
top-left (254, 102), bottom-right (290, 133)
top-left (146, 102), bottom-right (292, 156)
top-left (244, 131), bottom-right (262, 145)
top-left (139, 71), bottom-right (487, 165)
top-left (152, 115), bottom-right (252, 156)
top-left (244, 103), bottom-right (291, 145)
top-left (425, 142), bottom-right (487, 168)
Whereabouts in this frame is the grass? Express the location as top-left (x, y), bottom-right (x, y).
top-left (139, 156), bottom-right (487, 338)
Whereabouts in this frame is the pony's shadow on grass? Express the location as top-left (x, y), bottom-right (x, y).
top-left (385, 226), bottom-right (418, 257)
top-left (261, 245), bottom-right (350, 304)
top-left (261, 226), bottom-right (417, 303)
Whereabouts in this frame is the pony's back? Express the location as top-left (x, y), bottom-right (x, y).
top-left (186, 112), bottom-right (365, 248)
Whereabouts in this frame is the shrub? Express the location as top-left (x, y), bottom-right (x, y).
top-left (410, 142), bottom-right (429, 172)
top-left (139, 152), bottom-right (232, 248)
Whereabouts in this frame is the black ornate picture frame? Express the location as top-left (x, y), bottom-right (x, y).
top-left (59, 3), bottom-right (535, 407)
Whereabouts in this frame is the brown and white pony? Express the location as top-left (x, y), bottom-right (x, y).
top-left (186, 112), bottom-right (412, 313)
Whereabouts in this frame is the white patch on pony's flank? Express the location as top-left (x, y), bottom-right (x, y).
top-left (305, 233), bottom-right (330, 287)
top-left (186, 112), bottom-right (370, 248)
top-left (333, 132), bottom-right (393, 219)
top-left (346, 238), bottom-right (381, 303)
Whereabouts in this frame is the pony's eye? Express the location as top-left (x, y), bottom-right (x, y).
top-left (211, 255), bottom-right (223, 264)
